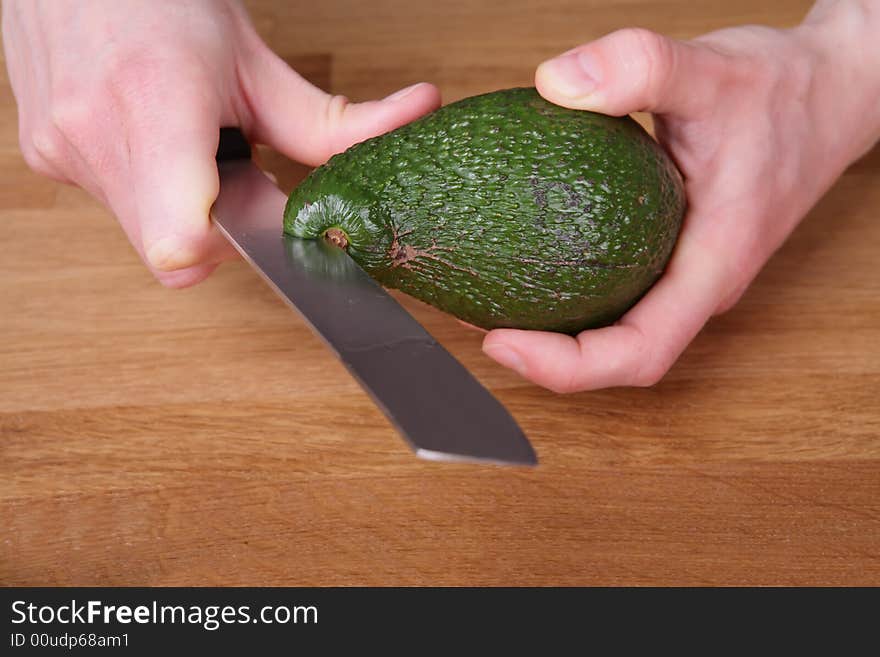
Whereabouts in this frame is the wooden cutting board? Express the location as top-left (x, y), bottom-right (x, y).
top-left (2, 0), bottom-right (878, 585)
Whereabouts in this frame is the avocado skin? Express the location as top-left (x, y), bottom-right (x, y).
top-left (283, 87), bottom-right (685, 334)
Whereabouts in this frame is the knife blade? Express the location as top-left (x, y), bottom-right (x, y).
top-left (210, 129), bottom-right (537, 466)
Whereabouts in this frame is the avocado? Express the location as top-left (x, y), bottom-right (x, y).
top-left (283, 87), bottom-right (685, 334)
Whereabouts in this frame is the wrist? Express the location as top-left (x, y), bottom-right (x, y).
top-left (794, 1), bottom-right (880, 164)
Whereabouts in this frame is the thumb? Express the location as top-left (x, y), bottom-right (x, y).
top-left (242, 46), bottom-right (441, 166)
top-left (535, 28), bottom-right (727, 118)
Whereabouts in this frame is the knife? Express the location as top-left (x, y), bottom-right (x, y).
top-left (210, 128), bottom-right (537, 466)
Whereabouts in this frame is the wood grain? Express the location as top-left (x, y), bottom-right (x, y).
top-left (1, 0), bottom-right (878, 586)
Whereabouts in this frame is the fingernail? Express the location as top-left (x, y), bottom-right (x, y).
top-left (384, 83), bottom-right (423, 102)
top-left (538, 50), bottom-right (601, 99)
top-left (484, 344), bottom-right (527, 376)
top-left (146, 237), bottom-right (197, 272)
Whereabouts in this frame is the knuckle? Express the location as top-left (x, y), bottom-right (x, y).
top-left (303, 94), bottom-right (352, 164)
top-left (49, 93), bottom-right (93, 139)
top-left (633, 360), bottom-right (668, 388)
top-left (620, 27), bottom-right (675, 101)
top-left (18, 131), bottom-right (48, 174)
top-left (622, 27), bottom-right (666, 57)
top-left (719, 231), bottom-right (765, 284)
top-left (324, 94), bottom-right (351, 127)
top-left (629, 338), bottom-right (671, 387)
top-left (20, 149), bottom-right (54, 177)
top-left (322, 94), bottom-right (352, 147)
top-left (715, 284), bottom-right (747, 315)
top-left (27, 126), bottom-right (66, 170)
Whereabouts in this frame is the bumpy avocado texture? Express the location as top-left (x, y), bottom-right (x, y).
top-left (283, 87), bottom-right (685, 334)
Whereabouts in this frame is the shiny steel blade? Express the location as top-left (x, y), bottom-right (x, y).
top-left (210, 159), bottom-right (537, 466)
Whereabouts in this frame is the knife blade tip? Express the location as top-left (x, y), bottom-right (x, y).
top-left (415, 447), bottom-right (538, 467)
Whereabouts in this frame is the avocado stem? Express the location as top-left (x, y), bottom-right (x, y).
top-left (323, 227), bottom-right (349, 250)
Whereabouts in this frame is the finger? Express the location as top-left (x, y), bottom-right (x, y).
top-left (535, 27), bottom-right (731, 118)
top-left (241, 46), bottom-right (441, 166)
top-left (482, 231), bottom-right (729, 392)
top-left (3, 5), bottom-right (68, 182)
top-left (122, 96), bottom-right (238, 272)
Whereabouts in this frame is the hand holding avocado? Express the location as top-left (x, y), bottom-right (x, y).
top-left (483, 1), bottom-right (880, 391)
top-left (1, 0), bottom-right (440, 288)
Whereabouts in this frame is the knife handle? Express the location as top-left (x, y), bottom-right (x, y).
top-left (216, 128), bottom-right (252, 163)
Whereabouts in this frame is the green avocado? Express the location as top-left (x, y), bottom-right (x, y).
top-left (283, 87), bottom-right (685, 334)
